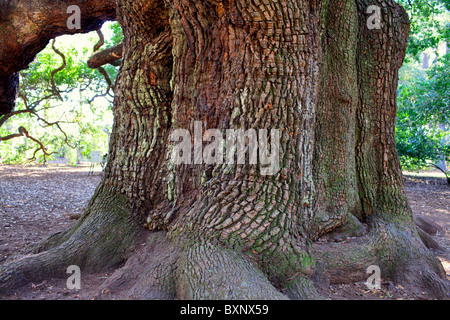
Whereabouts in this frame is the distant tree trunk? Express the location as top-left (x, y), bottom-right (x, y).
top-left (0, 0), bottom-right (448, 299)
top-left (436, 123), bottom-right (447, 172)
top-left (422, 52), bottom-right (429, 69)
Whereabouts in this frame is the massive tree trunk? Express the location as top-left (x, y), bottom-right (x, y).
top-left (0, 0), bottom-right (449, 299)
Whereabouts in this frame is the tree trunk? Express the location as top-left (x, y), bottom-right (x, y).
top-left (0, 0), bottom-right (448, 299)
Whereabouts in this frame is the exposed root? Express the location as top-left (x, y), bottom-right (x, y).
top-left (414, 216), bottom-right (445, 236)
top-left (0, 189), bottom-right (320, 300)
top-left (0, 188), bottom-right (141, 294)
top-left (284, 277), bottom-right (324, 300)
top-left (318, 214), bottom-right (368, 242)
top-left (94, 231), bottom-right (328, 300)
top-left (96, 232), bottom-right (178, 300)
top-left (175, 239), bottom-right (288, 300)
top-left (313, 218), bottom-right (450, 299)
top-left (1, 187), bottom-right (448, 300)
top-left (370, 218), bottom-right (449, 298)
top-left (416, 227), bottom-right (443, 252)
top-left (313, 235), bottom-right (376, 286)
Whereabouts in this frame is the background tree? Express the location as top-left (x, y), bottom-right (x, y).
top-left (394, 0), bottom-right (449, 180)
top-left (396, 54), bottom-right (449, 179)
top-left (397, 0), bottom-right (449, 60)
top-left (0, 22), bottom-right (122, 163)
top-left (0, 0), bottom-right (449, 299)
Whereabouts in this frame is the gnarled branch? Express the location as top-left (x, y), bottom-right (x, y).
top-left (87, 29), bottom-right (123, 95)
top-left (50, 39), bottom-right (67, 101)
top-left (87, 43), bottom-right (123, 69)
top-left (0, 0), bottom-right (117, 116)
top-left (0, 126), bottom-right (55, 162)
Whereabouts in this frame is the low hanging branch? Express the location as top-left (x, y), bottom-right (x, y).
top-left (87, 42), bottom-right (123, 69)
top-left (0, 12), bottom-right (122, 162)
top-left (0, 27), bottom-right (121, 162)
top-left (431, 164), bottom-right (450, 185)
top-left (27, 108), bottom-right (75, 150)
top-left (0, 37), bottom-right (76, 159)
top-left (0, 0), bottom-right (117, 119)
top-left (87, 28), bottom-right (123, 96)
top-left (0, 92), bottom-right (75, 162)
top-left (0, 131), bottom-right (23, 141)
top-left (0, 126), bottom-right (55, 162)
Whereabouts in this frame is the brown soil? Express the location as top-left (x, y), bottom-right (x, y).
top-left (0, 165), bottom-right (448, 300)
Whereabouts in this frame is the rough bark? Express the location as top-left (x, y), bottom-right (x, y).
top-left (354, 0), bottom-right (448, 296)
top-left (0, 185), bottom-right (140, 293)
top-left (0, 0), bottom-right (449, 300)
top-left (312, 0), bottom-right (362, 238)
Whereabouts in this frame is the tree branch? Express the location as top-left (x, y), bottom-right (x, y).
top-left (20, 127), bottom-right (55, 163)
top-left (0, 101), bottom-right (75, 150)
top-left (94, 28), bottom-right (106, 53)
top-left (0, 126), bottom-right (55, 162)
top-left (431, 164), bottom-right (450, 184)
top-left (0, 0), bottom-right (117, 116)
top-left (0, 0), bottom-right (116, 75)
top-left (86, 29), bottom-right (122, 95)
top-left (50, 39), bottom-right (67, 101)
top-left (97, 67), bottom-right (115, 95)
top-left (0, 132), bottom-right (23, 141)
top-left (87, 43), bottom-right (124, 69)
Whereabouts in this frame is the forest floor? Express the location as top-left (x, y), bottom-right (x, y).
top-left (0, 165), bottom-right (448, 300)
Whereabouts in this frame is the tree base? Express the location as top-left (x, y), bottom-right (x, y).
top-left (315, 217), bottom-right (450, 299)
top-left (1, 200), bottom-right (448, 300)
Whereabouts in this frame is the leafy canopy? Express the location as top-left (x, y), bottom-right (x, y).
top-left (0, 22), bottom-right (123, 164)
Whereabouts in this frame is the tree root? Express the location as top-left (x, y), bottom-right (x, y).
top-left (0, 191), bottom-right (320, 299)
top-left (284, 277), bottom-right (324, 300)
top-left (0, 188), bottom-right (141, 294)
top-left (371, 218), bottom-right (449, 298)
top-left (96, 233), bottom-right (302, 300)
top-left (1, 191), bottom-right (449, 299)
top-left (2, 215), bottom-right (449, 299)
top-left (313, 236), bottom-right (376, 286)
top-left (314, 218), bottom-right (450, 299)
top-left (175, 239), bottom-right (288, 300)
top-left (96, 232), bottom-right (178, 300)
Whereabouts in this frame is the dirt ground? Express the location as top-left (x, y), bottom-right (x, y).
top-left (0, 165), bottom-right (448, 300)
